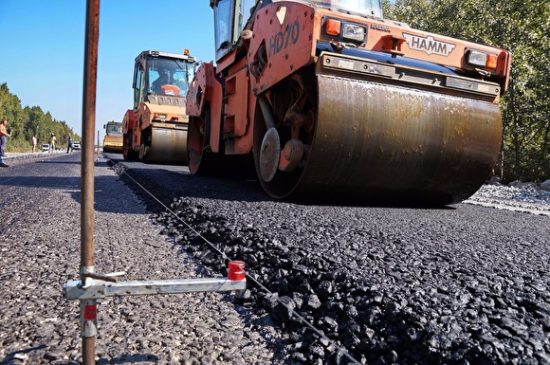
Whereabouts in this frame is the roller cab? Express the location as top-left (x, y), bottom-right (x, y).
top-left (122, 50), bottom-right (196, 164)
top-left (102, 121), bottom-right (123, 153)
top-left (186, 0), bottom-right (511, 204)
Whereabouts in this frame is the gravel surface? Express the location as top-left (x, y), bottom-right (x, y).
top-left (0, 153), bottom-right (281, 364)
top-left (108, 154), bottom-right (550, 365)
top-left (466, 183), bottom-right (550, 216)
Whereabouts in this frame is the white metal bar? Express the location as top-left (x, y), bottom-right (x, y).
top-left (64, 278), bottom-right (246, 300)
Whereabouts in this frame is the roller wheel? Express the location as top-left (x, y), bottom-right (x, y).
top-left (188, 107), bottom-right (217, 175)
top-left (123, 132), bottom-right (138, 161)
top-left (138, 144), bottom-right (149, 162)
top-left (252, 72), bottom-right (316, 199)
top-left (188, 106), bottom-right (254, 178)
top-left (137, 128), bottom-right (154, 163)
top-left (256, 69), bottom-right (502, 204)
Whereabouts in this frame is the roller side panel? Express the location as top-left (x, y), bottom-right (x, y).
top-left (186, 62), bottom-right (223, 154)
top-left (248, 2), bottom-right (316, 95)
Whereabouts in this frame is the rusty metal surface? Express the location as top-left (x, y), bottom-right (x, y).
top-left (262, 74), bottom-right (502, 204)
top-left (80, 1), bottom-right (100, 362)
top-left (145, 126), bottom-right (188, 164)
top-left (81, 0), bottom-right (99, 269)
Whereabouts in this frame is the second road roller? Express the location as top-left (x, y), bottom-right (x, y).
top-left (186, 0), bottom-right (512, 204)
top-left (103, 120), bottom-right (123, 153)
top-left (123, 50), bottom-right (197, 164)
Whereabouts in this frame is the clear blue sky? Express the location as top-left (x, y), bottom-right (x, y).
top-left (0, 1), bottom-right (215, 138)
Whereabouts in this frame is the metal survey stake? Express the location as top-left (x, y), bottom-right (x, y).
top-left (64, 2), bottom-right (246, 364)
top-left (80, 0), bottom-right (100, 363)
top-left (80, 0), bottom-right (99, 364)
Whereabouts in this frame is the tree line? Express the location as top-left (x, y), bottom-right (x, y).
top-left (0, 83), bottom-right (80, 152)
top-left (383, 0), bottom-right (549, 182)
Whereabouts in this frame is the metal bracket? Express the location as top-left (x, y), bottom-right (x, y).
top-left (64, 261), bottom-right (246, 300)
top-left (64, 277), bottom-right (246, 300)
top-left (65, 261), bottom-right (246, 342)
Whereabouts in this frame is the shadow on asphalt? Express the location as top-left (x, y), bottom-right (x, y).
top-left (0, 344), bottom-right (48, 365)
top-left (120, 166), bottom-right (456, 211)
top-left (96, 354), bottom-right (160, 364)
top-left (0, 175), bottom-right (146, 215)
top-left (119, 167), bottom-right (269, 206)
top-left (105, 153), bottom-right (458, 209)
top-left (0, 347), bottom-right (159, 364)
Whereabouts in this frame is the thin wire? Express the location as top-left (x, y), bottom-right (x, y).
top-left (117, 165), bottom-right (361, 364)
top-left (105, 218), bottom-right (116, 272)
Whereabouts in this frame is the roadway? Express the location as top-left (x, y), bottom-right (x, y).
top-left (105, 152), bottom-right (550, 364)
top-left (1, 152), bottom-right (548, 364)
top-left (0, 153), bottom-right (280, 364)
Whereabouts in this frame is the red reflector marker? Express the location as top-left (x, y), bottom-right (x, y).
top-left (227, 261), bottom-right (246, 281)
top-left (84, 304), bottom-right (97, 321)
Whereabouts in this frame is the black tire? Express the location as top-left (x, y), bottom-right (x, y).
top-left (188, 106), bottom-right (254, 178)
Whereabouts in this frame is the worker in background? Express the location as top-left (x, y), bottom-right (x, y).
top-left (32, 135), bottom-right (37, 153)
top-left (67, 135), bottom-right (73, 153)
top-left (151, 68), bottom-right (172, 94)
top-left (0, 118), bottom-right (11, 167)
top-left (49, 133), bottom-right (56, 153)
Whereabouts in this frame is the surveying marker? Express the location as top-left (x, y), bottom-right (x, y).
top-left (64, 263), bottom-right (246, 364)
top-left (65, 1), bottom-right (246, 364)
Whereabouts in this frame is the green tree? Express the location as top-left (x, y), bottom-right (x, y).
top-left (0, 83), bottom-right (80, 152)
top-left (386, 0), bottom-right (549, 181)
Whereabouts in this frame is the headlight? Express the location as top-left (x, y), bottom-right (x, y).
top-left (324, 19), bottom-right (366, 43)
top-left (466, 50), bottom-right (497, 69)
top-left (342, 23), bottom-right (366, 42)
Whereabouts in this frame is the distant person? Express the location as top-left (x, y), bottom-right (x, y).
top-left (32, 135), bottom-right (37, 153)
top-left (0, 118), bottom-right (11, 167)
top-left (151, 69), bottom-right (171, 94)
top-left (67, 135), bottom-right (73, 153)
top-left (49, 133), bottom-right (56, 153)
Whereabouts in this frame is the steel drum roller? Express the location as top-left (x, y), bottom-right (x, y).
top-left (146, 126), bottom-right (188, 165)
top-left (261, 74), bottom-right (502, 204)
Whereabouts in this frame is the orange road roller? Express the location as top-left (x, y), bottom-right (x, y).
top-left (123, 50), bottom-right (197, 164)
top-left (102, 121), bottom-right (123, 153)
top-left (186, 0), bottom-right (511, 204)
